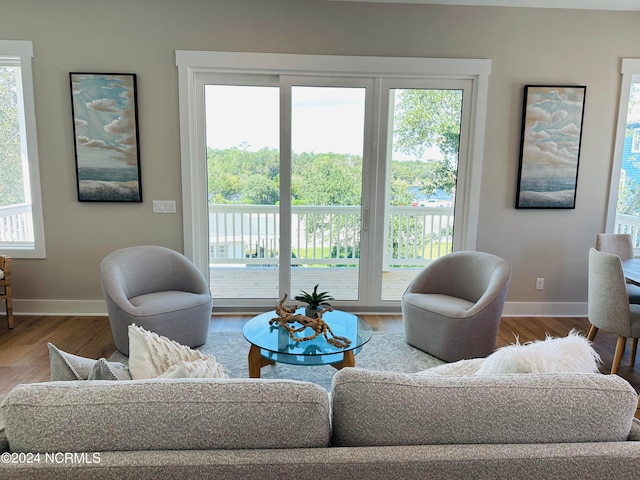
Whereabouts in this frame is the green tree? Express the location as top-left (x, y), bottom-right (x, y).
top-left (393, 89), bottom-right (462, 195)
top-left (294, 154), bottom-right (361, 206)
top-left (0, 66), bottom-right (25, 206)
top-left (241, 174), bottom-right (279, 205)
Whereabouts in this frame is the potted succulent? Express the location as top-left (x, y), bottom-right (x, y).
top-left (294, 284), bottom-right (334, 318)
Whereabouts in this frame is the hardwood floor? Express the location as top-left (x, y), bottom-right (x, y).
top-left (1, 314), bottom-right (639, 418)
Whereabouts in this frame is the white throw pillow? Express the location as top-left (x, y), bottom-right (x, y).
top-left (128, 324), bottom-right (228, 380)
top-left (157, 359), bottom-right (226, 379)
top-left (417, 358), bottom-right (484, 376)
top-left (475, 329), bottom-right (601, 375)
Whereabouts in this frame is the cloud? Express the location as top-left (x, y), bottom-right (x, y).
top-left (553, 123), bottom-right (581, 137)
top-left (86, 98), bottom-right (118, 113)
top-left (75, 135), bottom-right (122, 153)
top-left (104, 116), bottom-right (129, 135)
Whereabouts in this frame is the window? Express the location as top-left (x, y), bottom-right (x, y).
top-left (0, 40), bottom-right (45, 258)
top-left (176, 51), bottom-right (490, 309)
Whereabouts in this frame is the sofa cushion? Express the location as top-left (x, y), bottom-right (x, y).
top-left (1, 378), bottom-right (331, 453)
top-left (330, 368), bottom-right (637, 447)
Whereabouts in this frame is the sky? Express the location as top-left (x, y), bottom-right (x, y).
top-left (205, 85), bottom-right (366, 156)
top-left (204, 84), bottom-right (448, 162)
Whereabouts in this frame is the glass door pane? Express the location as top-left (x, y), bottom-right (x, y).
top-left (205, 85), bottom-right (280, 300)
top-left (616, 81), bottom-right (640, 236)
top-left (0, 65), bottom-right (34, 245)
top-left (381, 88), bottom-right (462, 301)
top-left (290, 86), bottom-right (365, 302)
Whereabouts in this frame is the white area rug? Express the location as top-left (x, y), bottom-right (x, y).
top-left (202, 331), bottom-right (444, 390)
top-left (111, 331), bottom-right (445, 391)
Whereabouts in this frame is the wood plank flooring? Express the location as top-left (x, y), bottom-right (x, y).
top-left (1, 314), bottom-right (639, 419)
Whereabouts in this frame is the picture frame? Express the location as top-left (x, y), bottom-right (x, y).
top-left (515, 85), bottom-right (586, 209)
top-left (70, 72), bottom-right (142, 202)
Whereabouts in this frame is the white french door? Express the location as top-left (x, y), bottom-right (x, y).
top-left (204, 76), bottom-right (372, 305)
top-left (176, 51), bottom-right (491, 311)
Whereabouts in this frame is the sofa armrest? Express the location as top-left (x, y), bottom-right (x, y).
top-left (628, 418), bottom-right (640, 441)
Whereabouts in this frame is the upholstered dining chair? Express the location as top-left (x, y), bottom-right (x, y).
top-left (595, 233), bottom-right (640, 304)
top-left (401, 251), bottom-right (511, 362)
top-left (100, 245), bottom-right (213, 355)
top-left (587, 247), bottom-right (640, 374)
top-left (0, 254), bottom-right (13, 329)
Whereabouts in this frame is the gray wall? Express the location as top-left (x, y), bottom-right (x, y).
top-left (2, 0), bottom-right (638, 314)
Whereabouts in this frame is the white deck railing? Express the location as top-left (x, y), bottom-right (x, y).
top-left (209, 204), bottom-right (454, 269)
top-left (614, 213), bottom-right (640, 248)
top-left (3, 203), bottom-right (635, 261)
top-left (0, 203), bottom-right (33, 243)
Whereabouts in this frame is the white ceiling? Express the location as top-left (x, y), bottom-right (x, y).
top-left (328, 0), bottom-right (640, 11)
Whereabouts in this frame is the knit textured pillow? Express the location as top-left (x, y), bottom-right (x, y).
top-left (128, 324), bottom-right (227, 380)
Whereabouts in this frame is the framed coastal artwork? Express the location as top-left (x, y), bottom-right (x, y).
top-left (515, 85), bottom-right (586, 209)
top-left (70, 73), bottom-right (142, 202)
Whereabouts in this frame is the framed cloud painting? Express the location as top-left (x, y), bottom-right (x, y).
top-left (515, 85), bottom-right (586, 209)
top-left (70, 73), bottom-right (142, 202)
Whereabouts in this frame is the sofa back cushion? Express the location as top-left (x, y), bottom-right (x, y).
top-left (1, 378), bottom-right (330, 453)
top-left (330, 368), bottom-right (637, 447)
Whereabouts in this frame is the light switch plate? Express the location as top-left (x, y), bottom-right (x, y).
top-left (152, 200), bottom-right (176, 213)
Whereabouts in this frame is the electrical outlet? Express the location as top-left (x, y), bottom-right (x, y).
top-left (536, 278), bottom-right (544, 290)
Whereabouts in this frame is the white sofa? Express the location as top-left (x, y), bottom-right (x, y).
top-left (1, 368), bottom-right (639, 479)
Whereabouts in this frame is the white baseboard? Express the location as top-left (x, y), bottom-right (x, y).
top-left (1, 299), bottom-right (588, 318)
top-left (501, 302), bottom-right (588, 317)
top-left (6, 299), bottom-right (108, 316)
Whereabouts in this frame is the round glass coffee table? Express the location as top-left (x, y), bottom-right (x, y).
top-left (243, 308), bottom-right (373, 378)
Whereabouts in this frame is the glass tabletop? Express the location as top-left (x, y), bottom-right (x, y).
top-left (243, 309), bottom-right (373, 366)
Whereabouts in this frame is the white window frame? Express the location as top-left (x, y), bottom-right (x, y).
top-left (0, 40), bottom-right (46, 258)
top-left (606, 58), bottom-right (640, 234)
top-left (176, 51), bottom-right (491, 282)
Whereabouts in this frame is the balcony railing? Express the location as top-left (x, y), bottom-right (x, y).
top-left (614, 213), bottom-right (640, 248)
top-left (0, 203), bottom-right (33, 243)
top-left (209, 204), bottom-right (454, 269)
top-left (2, 203), bottom-right (636, 261)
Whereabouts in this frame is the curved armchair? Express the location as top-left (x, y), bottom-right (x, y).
top-left (401, 251), bottom-right (511, 362)
top-left (595, 233), bottom-right (640, 304)
top-left (587, 248), bottom-right (640, 374)
top-left (100, 245), bottom-right (212, 355)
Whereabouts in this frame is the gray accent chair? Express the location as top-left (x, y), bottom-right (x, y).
top-left (401, 251), bottom-right (511, 362)
top-left (595, 233), bottom-right (640, 304)
top-left (587, 247), bottom-right (640, 374)
top-left (100, 245), bottom-right (212, 355)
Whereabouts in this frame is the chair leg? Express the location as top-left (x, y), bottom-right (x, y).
top-left (587, 324), bottom-right (598, 341)
top-left (631, 338), bottom-right (638, 367)
top-left (612, 336), bottom-right (627, 375)
top-left (4, 292), bottom-right (13, 329)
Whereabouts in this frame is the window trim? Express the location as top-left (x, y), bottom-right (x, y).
top-left (176, 50), bottom-right (491, 281)
top-left (0, 40), bottom-right (46, 258)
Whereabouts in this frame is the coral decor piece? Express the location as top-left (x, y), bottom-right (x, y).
top-left (269, 294), bottom-right (351, 349)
